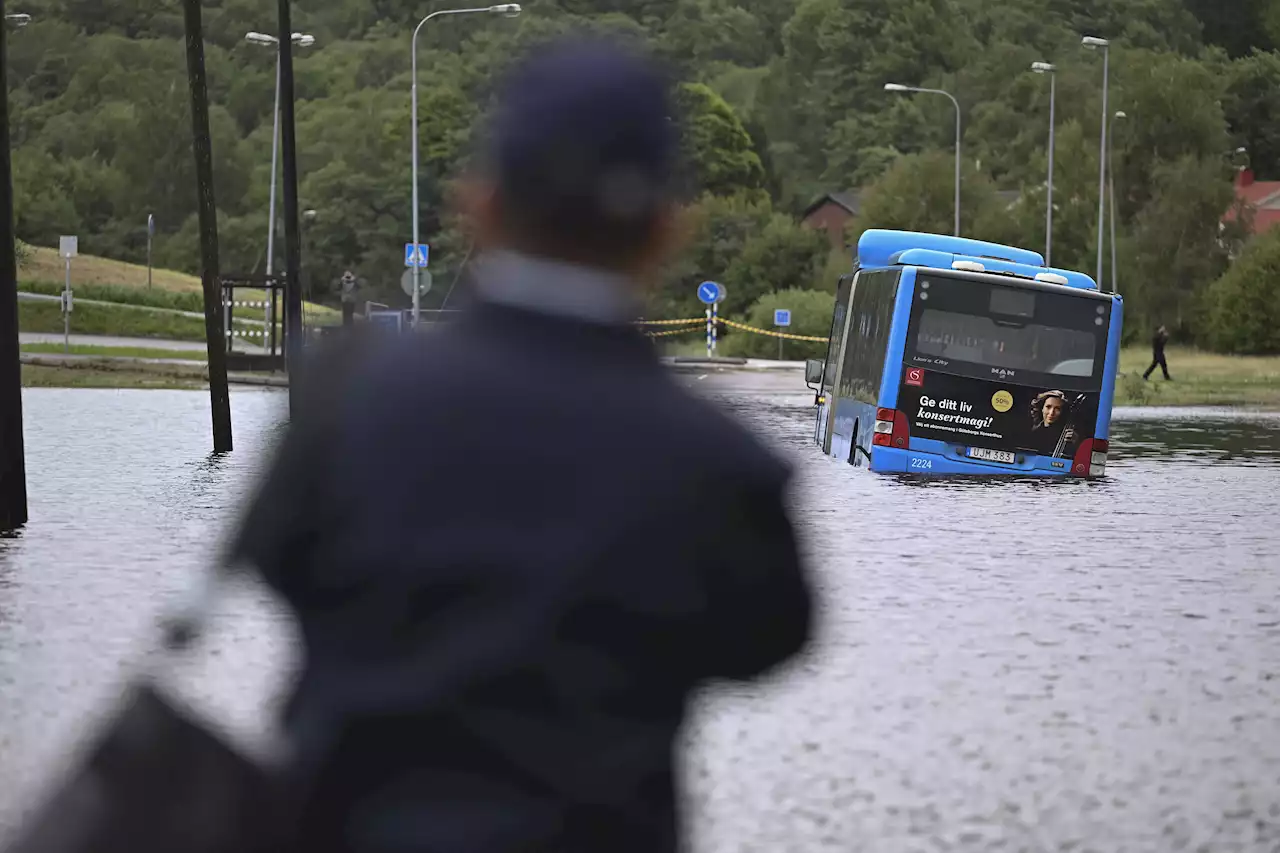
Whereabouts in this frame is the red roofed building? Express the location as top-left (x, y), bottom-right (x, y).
top-left (1226, 169), bottom-right (1280, 235)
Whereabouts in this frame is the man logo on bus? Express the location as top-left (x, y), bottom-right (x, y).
top-left (906, 367), bottom-right (925, 387)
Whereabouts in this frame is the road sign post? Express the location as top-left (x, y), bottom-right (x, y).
top-left (697, 282), bottom-right (722, 358)
top-left (341, 270), bottom-right (357, 328)
top-left (774, 308), bottom-right (791, 361)
top-left (405, 242), bottom-right (430, 330)
top-left (59, 236), bottom-right (76, 353)
top-left (146, 214), bottom-right (155, 289)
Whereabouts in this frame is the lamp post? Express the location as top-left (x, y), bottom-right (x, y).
top-left (246, 30), bottom-right (313, 346)
top-left (1032, 61), bottom-right (1056, 265)
top-left (1083, 35), bottom-right (1111, 286)
top-left (245, 31), bottom-right (314, 279)
top-left (885, 83), bottom-right (961, 236)
top-left (1109, 110), bottom-right (1126, 293)
top-left (411, 4), bottom-right (521, 330)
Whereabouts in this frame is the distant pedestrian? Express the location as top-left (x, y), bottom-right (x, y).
top-left (1143, 324), bottom-right (1171, 380)
top-left (227, 34), bottom-right (813, 853)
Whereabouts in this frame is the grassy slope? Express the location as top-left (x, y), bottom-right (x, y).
top-left (15, 299), bottom-right (268, 342)
top-left (1115, 346), bottom-right (1280, 407)
top-left (22, 245), bottom-right (339, 320)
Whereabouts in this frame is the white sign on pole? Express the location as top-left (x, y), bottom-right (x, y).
top-left (59, 236), bottom-right (78, 259)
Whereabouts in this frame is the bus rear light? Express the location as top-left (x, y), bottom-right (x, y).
top-left (873, 408), bottom-right (912, 449)
top-left (1090, 438), bottom-right (1109, 474)
top-left (1071, 437), bottom-right (1107, 477)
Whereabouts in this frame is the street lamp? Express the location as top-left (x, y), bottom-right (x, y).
top-left (1032, 61), bottom-right (1056, 265)
top-left (885, 82), bottom-right (962, 237)
top-left (411, 4), bottom-right (521, 329)
top-left (1083, 35), bottom-right (1111, 286)
top-left (246, 30), bottom-right (315, 341)
top-left (245, 30), bottom-right (315, 282)
top-left (1109, 110), bottom-right (1126, 292)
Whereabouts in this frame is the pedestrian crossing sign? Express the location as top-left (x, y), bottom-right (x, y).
top-left (404, 243), bottom-right (429, 268)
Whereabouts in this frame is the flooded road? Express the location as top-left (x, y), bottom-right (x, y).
top-left (3, 375), bottom-right (1279, 851)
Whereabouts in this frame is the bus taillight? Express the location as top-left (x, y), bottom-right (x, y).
top-left (1091, 439), bottom-right (1109, 476)
top-left (1071, 438), bottom-right (1108, 477)
top-left (873, 408), bottom-right (911, 449)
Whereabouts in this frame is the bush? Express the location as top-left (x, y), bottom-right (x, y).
top-left (719, 288), bottom-right (834, 361)
top-left (1204, 228), bottom-right (1280, 354)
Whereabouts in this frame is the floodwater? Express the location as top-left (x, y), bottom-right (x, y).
top-left (2, 375), bottom-right (1279, 851)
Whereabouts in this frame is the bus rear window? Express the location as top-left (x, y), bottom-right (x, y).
top-left (907, 275), bottom-right (1109, 389)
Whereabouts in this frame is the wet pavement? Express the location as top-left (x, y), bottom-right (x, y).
top-left (2, 376), bottom-right (1279, 851)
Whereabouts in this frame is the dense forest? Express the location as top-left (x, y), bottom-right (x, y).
top-left (7, 0), bottom-right (1280, 350)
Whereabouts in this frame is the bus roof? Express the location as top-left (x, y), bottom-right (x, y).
top-left (854, 229), bottom-right (1098, 291)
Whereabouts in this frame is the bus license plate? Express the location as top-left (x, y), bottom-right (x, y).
top-left (967, 447), bottom-right (1015, 465)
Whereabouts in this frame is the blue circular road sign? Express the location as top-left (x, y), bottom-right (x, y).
top-left (697, 281), bottom-right (721, 305)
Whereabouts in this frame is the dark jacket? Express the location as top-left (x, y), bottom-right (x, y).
top-left (1152, 329), bottom-right (1168, 356)
top-left (228, 295), bottom-right (813, 853)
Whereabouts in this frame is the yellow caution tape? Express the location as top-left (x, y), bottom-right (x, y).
top-left (632, 316), bottom-right (828, 342)
top-left (634, 318), bottom-right (707, 326)
top-left (645, 327), bottom-right (705, 338)
top-left (718, 318), bottom-right (830, 342)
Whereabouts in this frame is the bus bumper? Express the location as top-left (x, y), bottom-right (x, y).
top-left (869, 445), bottom-right (1084, 477)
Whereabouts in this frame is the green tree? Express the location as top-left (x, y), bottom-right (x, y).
top-left (1126, 156), bottom-right (1236, 337)
top-left (1205, 227), bottom-right (1280, 353)
top-left (1223, 50), bottom-right (1280, 179)
top-left (852, 150), bottom-right (1018, 244)
top-left (723, 212), bottom-right (828, 312)
top-left (674, 82), bottom-right (765, 197)
top-left (720, 288), bottom-right (833, 360)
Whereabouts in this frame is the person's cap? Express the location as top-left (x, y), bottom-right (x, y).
top-left (483, 35), bottom-right (678, 231)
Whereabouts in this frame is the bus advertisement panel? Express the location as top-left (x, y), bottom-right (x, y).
top-left (897, 369), bottom-right (1101, 462)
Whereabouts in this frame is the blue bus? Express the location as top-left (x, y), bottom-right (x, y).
top-left (805, 230), bottom-right (1123, 477)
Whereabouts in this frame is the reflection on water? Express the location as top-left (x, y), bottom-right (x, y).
top-left (1, 379), bottom-right (1279, 852)
top-left (1110, 407), bottom-right (1280, 465)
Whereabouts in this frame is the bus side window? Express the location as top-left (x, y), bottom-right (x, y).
top-left (822, 275), bottom-right (855, 392)
top-left (837, 270), bottom-right (900, 404)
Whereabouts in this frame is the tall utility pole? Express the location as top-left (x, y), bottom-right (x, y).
top-left (1031, 61), bottom-right (1057, 266)
top-left (0, 0), bottom-right (27, 530)
top-left (182, 0), bottom-right (233, 452)
top-left (1083, 35), bottom-right (1111, 287)
top-left (277, 0), bottom-right (303, 415)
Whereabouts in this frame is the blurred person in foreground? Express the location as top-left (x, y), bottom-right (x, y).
top-left (226, 35), bottom-right (813, 853)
